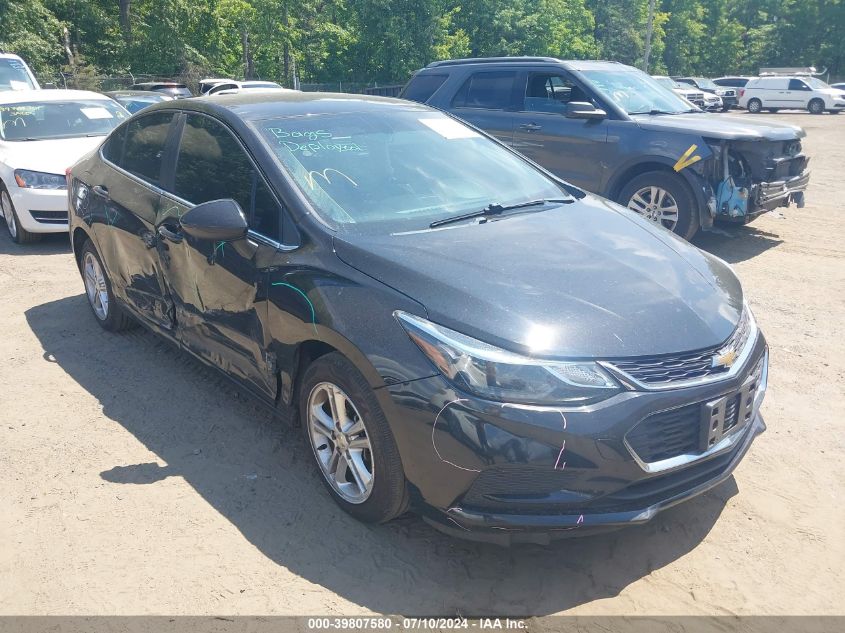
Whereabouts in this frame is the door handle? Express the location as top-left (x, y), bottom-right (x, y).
top-left (519, 123), bottom-right (542, 132)
top-left (157, 225), bottom-right (183, 244)
top-left (92, 185), bottom-right (109, 200)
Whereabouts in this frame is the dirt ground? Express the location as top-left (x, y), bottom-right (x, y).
top-left (1, 112), bottom-right (843, 617)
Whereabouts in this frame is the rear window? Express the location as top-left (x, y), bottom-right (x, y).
top-left (402, 73), bottom-right (448, 103)
top-left (451, 71), bottom-right (517, 110)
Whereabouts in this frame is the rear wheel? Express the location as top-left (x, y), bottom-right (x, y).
top-left (1, 188), bottom-right (40, 244)
top-left (80, 240), bottom-right (135, 331)
top-left (747, 98), bottom-right (763, 113)
top-left (619, 171), bottom-right (699, 240)
top-left (299, 352), bottom-right (409, 524)
top-left (808, 98), bottom-right (825, 115)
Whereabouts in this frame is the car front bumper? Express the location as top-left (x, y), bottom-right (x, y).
top-left (9, 186), bottom-right (69, 233)
top-left (380, 335), bottom-right (768, 544)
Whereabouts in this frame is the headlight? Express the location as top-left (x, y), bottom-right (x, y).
top-left (14, 169), bottom-right (67, 190)
top-left (395, 311), bottom-right (621, 405)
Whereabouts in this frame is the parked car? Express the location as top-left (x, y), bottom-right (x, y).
top-left (0, 89), bottom-right (128, 243)
top-left (652, 75), bottom-right (706, 108)
top-left (0, 53), bottom-right (40, 91)
top-left (205, 80), bottom-right (291, 96)
top-left (402, 58), bottom-right (810, 239)
top-left (739, 75), bottom-right (845, 114)
top-left (831, 82), bottom-right (845, 91)
top-left (105, 90), bottom-right (173, 114)
top-left (130, 81), bottom-right (193, 99)
top-left (199, 78), bottom-right (233, 95)
top-left (713, 76), bottom-right (754, 89)
top-left (67, 92), bottom-right (768, 544)
top-left (675, 76), bottom-right (737, 110)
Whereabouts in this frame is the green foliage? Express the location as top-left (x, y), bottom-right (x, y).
top-left (0, 0), bottom-right (841, 85)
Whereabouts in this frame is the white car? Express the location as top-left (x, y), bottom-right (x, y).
top-left (0, 53), bottom-right (40, 91)
top-left (0, 90), bottom-right (129, 243)
top-left (205, 80), bottom-right (294, 96)
top-left (652, 76), bottom-right (705, 109)
top-left (739, 76), bottom-right (845, 114)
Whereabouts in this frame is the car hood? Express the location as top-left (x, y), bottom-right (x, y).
top-left (333, 195), bottom-right (743, 359)
top-left (631, 112), bottom-right (805, 141)
top-left (0, 136), bottom-right (105, 174)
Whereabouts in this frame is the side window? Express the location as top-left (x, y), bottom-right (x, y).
top-left (451, 71), bottom-right (517, 110)
top-left (102, 123), bottom-right (128, 165)
top-left (789, 79), bottom-right (809, 91)
top-left (403, 73), bottom-right (448, 103)
top-left (173, 114), bottom-right (281, 239)
top-left (523, 73), bottom-right (591, 113)
top-left (120, 112), bottom-right (175, 185)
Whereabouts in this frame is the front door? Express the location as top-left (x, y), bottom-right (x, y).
top-left (511, 71), bottom-right (609, 192)
top-left (155, 112), bottom-right (285, 400)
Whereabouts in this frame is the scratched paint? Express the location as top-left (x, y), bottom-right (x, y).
top-left (271, 281), bottom-right (318, 335)
top-left (431, 398), bottom-right (480, 473)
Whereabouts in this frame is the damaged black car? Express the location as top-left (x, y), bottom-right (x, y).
top-left (402, 58), bottom-right (810, 240)
top-left (67, 93), bottom-right (768, 544)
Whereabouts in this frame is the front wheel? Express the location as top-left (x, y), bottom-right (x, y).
top-left (747, 98), bottom-right (763, 113)
top-left (618, 171), bottom-right (699, 240)
top-left (300, 352), bottom-right (409, 524)
top-left (808, 98), bottom-right (825, 115)
top-left (1, 188), bottom-right (39, 244)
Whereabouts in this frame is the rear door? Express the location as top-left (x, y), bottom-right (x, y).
top-left (786, 79), bottom-right (813, 108)
top-left (89, 111), bottom-right (178, 331)
top-left (447, 70), bottom-right (519, 144)
top-left (511, 70), bottom-right (609, 191)
top-left (762, 78), bottom-right (791, 107)
top-left (155, 112), bottom-right (282, 400)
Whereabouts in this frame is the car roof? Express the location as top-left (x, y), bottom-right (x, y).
top-left (0, 88), bottom-right (112, 104)
top-left (0, 53), bottom-right (27, 60)
top-left (149, 90), bottom-right (431, 121)
top-left (422, 57), bottom-right (632, 73)
top-left (105, 90), bottom-right (168, 98)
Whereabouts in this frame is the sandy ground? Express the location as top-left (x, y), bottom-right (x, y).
top-left (1, 112), bottom-right (843, 617)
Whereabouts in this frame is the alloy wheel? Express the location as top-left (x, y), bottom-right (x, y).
top-left (83, 251), bottom-right (109, 321)
top-left (307, 381), bottom-right (374, 504)
top-left (627, 186), bottom-right (680, 231)
top-left (1, 192), bottom-right (17, 239)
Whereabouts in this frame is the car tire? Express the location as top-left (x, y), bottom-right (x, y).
top-left (1, 187), bottom-right (40, 244)
top-left (721, 105), bottom-right (731, 112)
top-left (618, 171), bottom-right (700, 240)
top-left (747, 98), bottom-right (763, 113)
top-left (79, 239), bottom-right (135, 332)
top-left (808, 98), bottom-right (825, 115)
top-left (299, 352), bottom-right (409, 524)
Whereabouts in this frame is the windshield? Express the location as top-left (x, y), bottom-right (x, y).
top-left (653, 77), bottom-right (681, 89)
top-left (0, 59), bottom-right (36, 91)
top-left (0, 100), bottom-right (128, 141)
top-left (693, 77), bottom-right (718, 90)
top-left (804, 77), bottom-right (832, 89)
top-left (255, 109), bottom-right (566, 233)
top-left (581, 69), bottom-right (697, 114)
top-left (244, 83), bottom-right (281, 89)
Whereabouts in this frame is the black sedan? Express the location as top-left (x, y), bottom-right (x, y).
top-left (67, 93), bottom-right (768, 544)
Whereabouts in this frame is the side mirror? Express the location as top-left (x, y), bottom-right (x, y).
top-left (565, 101), bottom-right (607, 120)
top-left (180, 199), bottom-right (248, 242)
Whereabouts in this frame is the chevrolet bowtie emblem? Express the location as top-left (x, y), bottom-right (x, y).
top-left (712, 349), bottom-right (738, 368)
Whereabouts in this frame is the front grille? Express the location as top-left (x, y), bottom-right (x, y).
top-left (30, 210), bottom-right (68, 224)
top-left (626, 403), bottom-right (701, 462)
top-left (607, 309), bottom-right (751, 386)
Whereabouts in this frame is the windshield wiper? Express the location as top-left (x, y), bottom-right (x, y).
top-left (629, 109), bottom-right (683, 115)
top-left (429, 198), bottom-right (572, 229)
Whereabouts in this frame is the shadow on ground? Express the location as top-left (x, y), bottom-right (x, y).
top-left (26, 295), bottom-right (738, 615)
top-left (694, 222), bottom-right (784, 263)
top-left (0, 231), bottom-right (71, 256)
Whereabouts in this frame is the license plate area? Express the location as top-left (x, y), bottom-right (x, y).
top-left (700, 376), bottom-right (758, 451)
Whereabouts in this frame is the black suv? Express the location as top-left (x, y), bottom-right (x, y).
top-left (402, 58), bottom-right (810, 239)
